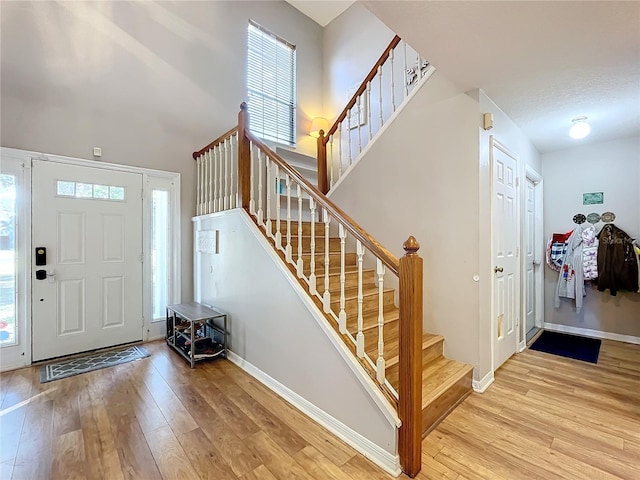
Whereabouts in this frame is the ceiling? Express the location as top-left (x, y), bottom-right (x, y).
top-left (285, 1), bottom-right (354, 27)
top-left (362, 1), bottom-right (640, 153)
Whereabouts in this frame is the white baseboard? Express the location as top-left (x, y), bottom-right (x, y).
top-left (543, 323), bottom-right (640, 345)
top-left (472, 370), bottom-right (495, 393)
top-left (226, 350), bottom-right (402, 477)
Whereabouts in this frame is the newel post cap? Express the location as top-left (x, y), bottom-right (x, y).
top-left (403, 236), bottom-right (420, 255)
top-left (240, 101), bottom-right (248, 111)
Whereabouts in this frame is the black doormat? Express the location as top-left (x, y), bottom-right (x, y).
top-left (529, 330), bottom-right (601, 363)
top-left (40, 345), bottom-right (150, 383)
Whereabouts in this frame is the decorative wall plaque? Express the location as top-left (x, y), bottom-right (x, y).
top-left (586, 213), bottom-right (601, 224)
top-left (583, 192), bottom-right (604, 205)
top-left (572, 214), bottom-right (586, 225)
top-left (601, 211), bottom-right (616, 223)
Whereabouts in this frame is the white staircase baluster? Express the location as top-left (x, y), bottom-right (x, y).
top-left (338, 123), bottom-right (343, 178)
top-left (390, 49), bottom-right (396, 112)
top-left (275, 164), bottom-right (282, 249)
top-left (376, 258), bottom-right (386, 384)
top-left (257, 149), bottom-right (264, 225)
top-left (218, 144), bottom-right (224, 211)
top-left (367, 81), bottom-right (372, 141)
top-left (296, 183), bottom-right (303, 277)
top-left (357, 96), bottom-right (362, 155)
top-left (285, 175), bottom-right (292, 262)
top-left (347, 111), bottom-right (352, 166)
top-left (224, 138), bottom-right (229, 210)
top-left (356, 240), bottom-right (365, 357)
top-left (378, 65), bottom-right (383, 129)
top-left (212, 146), bottom-right (218, 212)
top-left (196, 155), bottom-right (201, 215)
top-left (202, 151), bottom-right (208, 214)
top-left (265, 157), bottom-right (272, 238)
top-left (309, 198), bottom-right (317, 295)
top-left (249, 142), bottom-right (255, 215)
top-left (338, 224), bottom-right (347, 333)
top-left (322, 212), bottom-right (331, 312)
top-left (403, 41), bottom-right (409, 98)
top-left (329, 135), bottom-right (334, 189)
top-left (208, 150), bottom-right (214, 213)
top-left (416, 52), bottom-right (421, 79)
top-left (229, 136), bottom-right (234, 209)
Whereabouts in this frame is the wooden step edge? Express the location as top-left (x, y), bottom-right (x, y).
top-left (385, 334), bottom-right (444, 369)
top-left (422, 361), bottom-right (474, 409)
top-left (330, 286), bottom-right (395, 301)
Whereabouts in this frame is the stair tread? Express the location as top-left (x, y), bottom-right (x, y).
top-left (385, 333), bottom-right (444, 369)
top-left (330, 284), bottom-right (394, 300)
top-left (421, 357), bottom-right (473, 408)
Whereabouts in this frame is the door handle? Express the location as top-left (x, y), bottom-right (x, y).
top-left (494, 266), bottom-right (504, 273)
top-left (47, 271), bottom-right (56, 283)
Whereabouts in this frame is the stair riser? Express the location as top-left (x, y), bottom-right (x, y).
top-left (385, 338), bottom-right (445, 390)
top-left (290, 237), bottom-right (342, 253)
top-left (316, 270), bottom-right (375, 291)
top-left (299, 253), bottom-right (356, 269)
top-left (270, 222), bottom-right (318, 236)
top-left (362, 320), bottom-right (399, 352)
top-left (422, 371), bottom-right (473, 436)
top-left (330, 290), bottom-right (395, 318)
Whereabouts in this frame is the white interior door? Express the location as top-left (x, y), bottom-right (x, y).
top-left (32, 160), bottom-right (143, 361)
top-left (525, 178), bottom-right (536, 336)
top-left (492, 139), bottom-right (519, 370)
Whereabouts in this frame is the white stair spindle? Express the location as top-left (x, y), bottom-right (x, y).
top-left (376, 258), bottom-right (386, 384)
top-left (309, 198), bottom-right (317, 295)
top-left (416, 51), bottom-right (421, 79)
top-left (275, 164), bottom-right (282, 249)
top-left (338, 123), bottom-right (343, 178)
top-left (403, 41), bottom-right (409, 98)
top-left (296, 183), bottom-right (303, 277)
top-left (218, 145), bottom-right (224, 211)
top-left (322, 212), bottom-right (331, 313)
top-left (230, 135), bottom-right (236, 208)
top-left (197, 155), bottom-right (200, 214)
top-left (257, 150), bottom-right (264, 225)
top-left (378, 65), bottom-right (383, 129)
top-left (338, 224), bottom-right (347, 333)
top-left (356, 240), bottom-right (365, 357)
top-left (347, 110), bottom-right (352, 166)
top-left (285, 175), bottom-right (292, 262)
top-left (265, 157), bottom-right (272, 237)
top-left (357, 96), bottom-right (362, 155)
top-left (208, 150), bottom-right (214, 213)
top-left (213, 146), bottom-right (219, 212)
top-left (224, 139), bottom-right (229, 210)
top-left (390, 49), bottom-right (396, 112)
top-left (367, 81), bottom-right (372, 141)
top-left (249, 142), bottom-right (255, 215)
top-left (202, 152), bottom-right (208, 214)
top-left (329, 135), bottom-right (334, 189)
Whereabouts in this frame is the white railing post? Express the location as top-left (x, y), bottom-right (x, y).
top-left (229, 135), bottom-right (235, 209)
top-left (285, 175), bottom-right (292, 262)
top-left (378, 65), bottom-right (384, 129)
top-left (357, 96), bottom-right (362, 155)
top-left (367, 81), bottom-right (372, 141)
top-left (403, 41), bottom-right (409, 98)
top-left (309, 199), bottom-right (317, 295)
top-left (224, 138), bottom-right (229, 210)
top-left (329, 135), bottom-right (334, 189)
top-left (322, 211), bottom-right (331, 312)
top-left (265, 157), bottom-right (272, 237)
top-left (390, 49), bottom-right (396, 112)
top-left (249, 142), bottom-right (255, 215)
top-left (196, 155), bottom-right (201, 215)
top-left (338, 123), bottom-right (343, 178)
top-left (347, 112), bottom-right (352, 166)
top-left (356, 240), bottom-right (365, 357)
top-left (296, 183), bottom-right (303, 277)
top-left (257, 149), bottom-right (264, 225)
top-left (338, 224), bottom-right (347, 334)
top-left (376, 258), bottom-right (386, 384)
top-left (208, 149), bottom-right (214, 213)
top-left (275, 164), bottom-right (282, 249)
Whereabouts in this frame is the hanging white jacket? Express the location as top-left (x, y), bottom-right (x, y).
top-left (555, 226), bottom-right (586, 312)
top-left (582, 225), bottom-right (598, 280)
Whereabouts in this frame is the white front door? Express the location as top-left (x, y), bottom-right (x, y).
top-left (32, 160), bottom-right (143, 361)
top-left (525, 177), bottom-right (536, 337)
top-left (492, 139), bottom-right (519, 370)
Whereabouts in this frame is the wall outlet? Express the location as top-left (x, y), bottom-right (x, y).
top-left (93, 147), bottom-right (102, 157)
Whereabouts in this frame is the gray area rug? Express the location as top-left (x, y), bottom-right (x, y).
top-left (40, 345), bottom-right (150, 383)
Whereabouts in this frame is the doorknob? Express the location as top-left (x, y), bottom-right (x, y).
top-left (47, 271), bottom-right (56, 283)
top-left (494, 266), bottom-right (504, 273)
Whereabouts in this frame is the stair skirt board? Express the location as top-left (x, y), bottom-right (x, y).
top-left (227, 350), bottom-right (402, 477)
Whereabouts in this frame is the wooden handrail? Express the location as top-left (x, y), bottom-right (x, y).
top-left (243, 126), bottom-right (400, 276)
top-left (323, 35), bottom-right (401, 142)
top-left (192, 126), bottom-right (239, 160)
top-left (398, 236), bottom-right (423, 477)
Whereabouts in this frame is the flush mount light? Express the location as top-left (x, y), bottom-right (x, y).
top-left (569, 116), bottom-right (591, 139)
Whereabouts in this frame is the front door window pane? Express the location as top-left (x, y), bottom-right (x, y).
top-left (152, 190), bottom-right (169, 321)
top-left (0, 174), bottom-right (17, 345)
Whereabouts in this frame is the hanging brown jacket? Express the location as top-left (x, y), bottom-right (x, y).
top-left (596, 224), bottom-right (639, 296)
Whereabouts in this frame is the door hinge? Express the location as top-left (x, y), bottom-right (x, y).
top-left (141, 189), bottom-right (144, 200)
top-left (139, 253), bottom-right (144, 263)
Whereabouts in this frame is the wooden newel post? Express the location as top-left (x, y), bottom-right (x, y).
top-left (398, 235), bottom-right (423, 477)
top-left (238, 102), bottom-right (251, 210)
top-left (317, 130), bottom-right (328, 195)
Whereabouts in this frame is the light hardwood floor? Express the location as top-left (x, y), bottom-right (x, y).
top-left (1, 338), bottom-right (639, 479)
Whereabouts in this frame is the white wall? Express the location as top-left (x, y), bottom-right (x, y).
top-left (542, 136), bottom-right (640, 338)
top-left (193, 209), bottom-right (398, 461)
top-left (1, 1), bottom-right (324, 301)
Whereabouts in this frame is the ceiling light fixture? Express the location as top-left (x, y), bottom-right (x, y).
top-left (569, 116), bottom-right (591, 139)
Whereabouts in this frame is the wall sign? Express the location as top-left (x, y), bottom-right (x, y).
top-left (196, 230), bottom-right (217, 254)
top-left (583, 192), bottom-right (604, 205)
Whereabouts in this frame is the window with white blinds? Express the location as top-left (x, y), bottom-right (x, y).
top-left (247, 20), bottom-right (297, 146)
